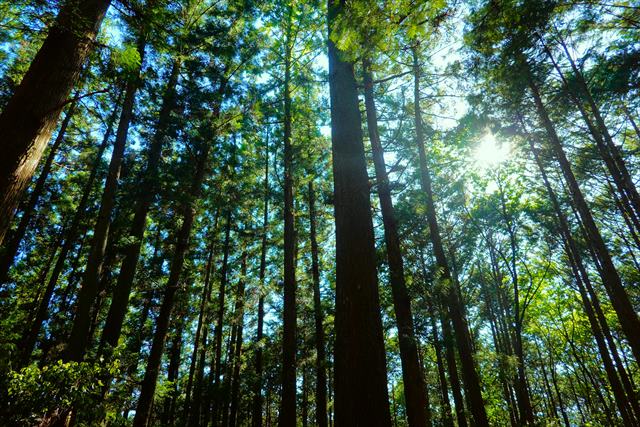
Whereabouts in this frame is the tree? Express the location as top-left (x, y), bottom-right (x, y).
top-left (0, 0), bottom-right (111, 244)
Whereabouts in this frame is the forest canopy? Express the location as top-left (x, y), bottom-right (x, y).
top-left (0, 0), bottom-right (639, 426)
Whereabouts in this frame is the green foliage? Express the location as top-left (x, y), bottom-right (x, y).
top-left (6, 360), bottom-right (119, 425)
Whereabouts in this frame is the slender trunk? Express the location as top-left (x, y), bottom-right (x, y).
top-left (623, 105), bottom-right (640, 141)
top-left (308, 181), bottom-right (328, 427)
top-left (211, 209), bottom-right (233, 423)
top-left (536, 345), bottom-right (560, 423)
top-left (122, 286), bottom-right (155, 420)
top-left (526, 75), bottom-right (640, 364)
top-left (363, 59), bottom-right (431, 427)
top-left (441, 312), bottom-right (468, 427)
top-left (550, 362), bottom-right (571, 427)
top-left (229, 254), bottom-right (247, 427)
top-left (132, 137), bottom-right (210, 427)
top-left (527, 134), bottom-right (639, 424)
top-left (541, 39), bottom-right (640, 239)
top-left (17, 95), bottom-right (121, 361)
top-left (430, 311), bottom-right (454, 427)
top-left (65, 38), bottom-right (146, 362)
top-left (302, 367), bottom-right (309, 427)
top-left (184, 217), bottom-right (217, 421)
top-left (162, 323), bottom-right (183, 427)
top-left (327, 1), bottom-right (392, 424)
top-left (99, 60), bottom-right (180, 355)
top-left (496, 179), bottom-right (535, 425)
top-left (281, 5), bottom-right (297, 425)
top-left (412, 45), bottom-right (488, 426)
top-left (0, 101), bottom-right (76, 284)
top-left (252, 138), bottom-right (269, 427)
top-left (0, 0), bottom-right (111, 244)
top-left (558, 35), bottom-right (640, 229)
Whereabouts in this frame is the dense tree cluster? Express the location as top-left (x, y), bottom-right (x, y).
top-left (0, 0), bottom-right (639, 426)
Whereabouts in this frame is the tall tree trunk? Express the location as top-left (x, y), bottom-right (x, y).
top-left (558, 35), bottom-right (640, 231)
top-left (229, 254), bottom-right (247, 427)
top-left (363, 59), bottom-right (431, 427)
top-left (0, 0), bottom-right (111, 244)
top-left (253, 138), bottom-right (270, 427)
top-left (184, 217), bottom-right (217, 422)
top-left (441, 312), bottom-right (468, 427)
top-left (99, 59), bottom-right (180, 356)
top-left (429, 308), bottom-right (454, 427)
top-left (495, 177), bottom-right (535, 425)
top-left (327, 1), bottom-right (392, 425)
top-left (527, 134), bottom-right (639, 424)
top-left (0, 101), bottom-right (76, 284)
top-left (540, 39), bottom-right (640, 241)
top-left (65, 37), bottom-right (146, 362)
top-left (302, 366), bottom-right (309, 427)
top-left (132, 136), bottom-right (210, 427)
top-left (162, 321), bottom-right (184, 427)
top-left (526, 74), bottom-right (640, 364)
top-left (308, 181), bottom-right (328, 427)
top-left (412, 45), bottom-right (488, 426)
top-left (17, 94), bottom-right (121, 361)
top-left (281, 5), bottom-right (297, 425)
top-left (210, 208), bottom-right (233, 424)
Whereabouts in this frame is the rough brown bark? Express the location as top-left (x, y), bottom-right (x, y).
top-left (363, 59), bottom-right (431, 427)
top-left (17, 94), bottom-right (121, 361)
top-left (0, 101), bottom-right (76, 284)
top-left (327, 1), bottom-right (392, 424)
top-left (0, 0), bottom-right (111, 244)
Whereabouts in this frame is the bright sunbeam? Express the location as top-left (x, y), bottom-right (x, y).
top-left (473, 133), bottom-right (511, 169)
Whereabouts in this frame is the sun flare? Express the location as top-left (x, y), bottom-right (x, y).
top-left (473, 133), bottom-right (511, 169)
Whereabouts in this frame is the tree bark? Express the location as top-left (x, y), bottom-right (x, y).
top-left (526, 74), bottom-right (640, 365)
top-left (228, 254), bottom-right (247, 427)
top-left (541, 39), bottom-right (640, 241)
top-left (0, 0), bottom-right (111, 244)
top-left (162, 321), bottom-right (184, 427)
top-left (308, 180), bottom-right (328, 427)
top-left (17, 92), bottom-right (121, 361)
top-left (132, 134), bottom-right (210, 427)
top-left (253, 138), bottom-right (270, 427)
top-left (412, 45), bottom-right (488, 426)
top-left (429, 307), bottom-right (454, 427)
top-left (210, 208), bottom-right (233, 424)
top-left (281, 4), bottom-right (297, 424)
top-left (0, 101), bottom-right (76, 284)
top-left (327, 1), bottom-right (392, 425)
top-left (65, 37), bottom-right (146, 362)
top-left (99, 59), bottom-right (180, 355)
top-left (184, 217), bottom-right (217, 422)
top-left (363, 58), bottom-right (431, 427)
top-left (527, 133), bottom-right (639, 425)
